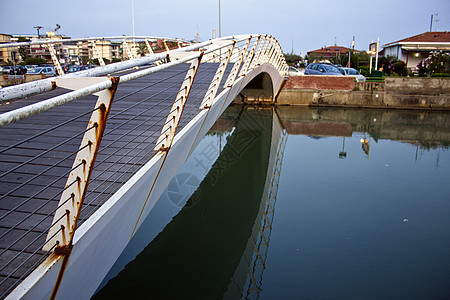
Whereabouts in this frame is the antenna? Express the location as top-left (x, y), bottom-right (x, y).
top-left (435, 13), bottom-right (440, 31)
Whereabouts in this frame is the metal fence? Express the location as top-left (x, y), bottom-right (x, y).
top-left (0, 34), bottom-right (287, 297)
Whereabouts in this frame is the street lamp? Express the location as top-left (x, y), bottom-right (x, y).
top-left (33, 26), bottom-right (43, 39)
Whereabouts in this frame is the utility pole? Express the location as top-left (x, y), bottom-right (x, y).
top-left (375, 37), bottom-right (379, 71)
top-left (132, 0), bottom-right (135, 42)
top-left (218, 0), bottom-right (221, 38)
top-left (430, 14), bottom-right (434, 31)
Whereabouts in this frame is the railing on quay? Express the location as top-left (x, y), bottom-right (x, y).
top-left (0, 34), bottom-right (287, 297)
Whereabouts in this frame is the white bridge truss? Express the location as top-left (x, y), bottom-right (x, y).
top-left (0, 34), bottom-right (287, 299)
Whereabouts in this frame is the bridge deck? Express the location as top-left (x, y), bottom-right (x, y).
top-left (0, 63), bottom-right (230, 296)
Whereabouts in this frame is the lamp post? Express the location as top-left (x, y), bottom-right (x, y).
top-left (33, 26), bottom-right (43, 39)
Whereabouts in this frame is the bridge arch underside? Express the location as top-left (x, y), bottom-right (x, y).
top-left (8, 63), bottom-right (285, 300)
top-left (234, 72), bottom-right (274, 104)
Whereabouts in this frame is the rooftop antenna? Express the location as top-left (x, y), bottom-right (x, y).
top-left (434, 13), bottom-right (440, 31)
top-left (430, 13), bottom-right (439, 31)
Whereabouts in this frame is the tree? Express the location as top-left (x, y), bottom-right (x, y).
top-left (17, 37), bottom-right (30, 61)
top-left (284, 53), bottom-right (301, 66)
top-left (24, 56), bottom-right (46, 65)
top-left (137, 44), bottom-right (148, 57)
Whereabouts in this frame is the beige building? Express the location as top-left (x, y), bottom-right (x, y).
top-left (0, 34), bottom-right (16, 63)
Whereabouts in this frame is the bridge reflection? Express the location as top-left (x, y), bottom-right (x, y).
top-left (94, 107), bottom-right (287, 299)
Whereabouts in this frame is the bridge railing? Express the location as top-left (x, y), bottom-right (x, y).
top-left (0, 34), bottom-right (287, 297)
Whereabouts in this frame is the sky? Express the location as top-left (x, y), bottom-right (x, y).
top-left (1, 0), bottom-right (449, 56)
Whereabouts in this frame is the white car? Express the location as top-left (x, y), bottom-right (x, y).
top-left (288, 66), bottom-right (303, 76)
top-left (337, 67), bottom-right (366, 82)
top-left (27, 67), bottom-right (56, 76)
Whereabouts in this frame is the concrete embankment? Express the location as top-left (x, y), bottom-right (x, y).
top-left (277, 75), bottom-right (450, 110)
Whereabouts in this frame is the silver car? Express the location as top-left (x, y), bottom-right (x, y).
top-left (27, 67), bottom-right (56, 76)
top-left (337, 67), bottom-right (366, 82)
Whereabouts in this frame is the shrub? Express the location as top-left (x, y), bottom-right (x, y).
top-left (431, 73), bottom-right (450, 78)
top-left (417, 51), bottom-right (450, 76)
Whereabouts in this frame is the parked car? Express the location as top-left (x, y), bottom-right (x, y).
top-left (304, 63), bottom-right (343, 76)
top-left (26, 67), bottom-right (56, 76)
top-left (337, 67), bottom-right (366, 82)
top-left (9, 66), bottom-right (27, 75)
top-left (25, 65), bottom-right (38, 71)
top-left (67, 66), bottom-right (82, 73)
top-left (1, 66), bottom-right (13, 74)
top-left (288, 66), bottom-right (303, 76)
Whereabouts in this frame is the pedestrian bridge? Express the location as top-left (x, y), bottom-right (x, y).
top-left (0, 34), bottom-right (287, 299)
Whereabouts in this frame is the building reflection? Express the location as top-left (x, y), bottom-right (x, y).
top-left (276, 106), bottom-right (449, 162)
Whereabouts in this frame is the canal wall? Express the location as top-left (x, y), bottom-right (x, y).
top-left (277, 76), bottom-right (450, 110)
top-left (0, 74), bottom-right (45, 88)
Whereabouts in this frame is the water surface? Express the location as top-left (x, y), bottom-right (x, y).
top-left (94, 106), bottom-right (450, 299)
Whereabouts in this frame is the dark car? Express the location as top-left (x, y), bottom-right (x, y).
top-left (9, 66), bottom-right (27, 75)
top-left (304, 63), bottom-right (343, 76)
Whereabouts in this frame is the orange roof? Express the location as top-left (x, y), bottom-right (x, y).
top-left (384, 31), bottom-right (450, 46)
top-left (307, 45), bottom-right (354, 57)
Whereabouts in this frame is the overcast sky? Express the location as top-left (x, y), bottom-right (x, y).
top-left (1, 0), bottom-right (449, 55)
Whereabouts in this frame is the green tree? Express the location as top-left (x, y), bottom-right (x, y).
top-left (17, 37), bottom-right (30, 61)
top-left (24, 56), bottom-right (47, 65)
top-left (137, 44), bottom-right (148, 57)
top-left (284, 54), bottom-right (301, 66)
top-left (81, 56), bottom-right (90, 65)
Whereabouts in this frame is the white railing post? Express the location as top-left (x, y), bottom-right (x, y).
top-left (122, 39), bottom-right (135, 60)
top-left (238, 36), bottom-right (260, 77)
top-left (154, 54), bottom-right (203, 151)
top-left (92, 41), bottom-right (105, 66)
top-left (250, 35), bottom-right (267, 70)
top-left (223, 38), bottom-right (251, 88)
top-left (46, 43), bottom-right (65, 76)
top-left (200, 43), bottom-right (235, 109)
top-left (43, 76), bottom-right (119, 252)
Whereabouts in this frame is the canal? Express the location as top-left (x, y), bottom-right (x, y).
top-left (93, 106), bottom-right (450, 299)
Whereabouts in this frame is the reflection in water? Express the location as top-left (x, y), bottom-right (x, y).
top-left (95, 106), bottom-right (450, 299)
top-left (94, 107), bottom-right (287, 299)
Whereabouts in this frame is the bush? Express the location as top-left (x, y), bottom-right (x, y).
top-left (417, 51), bottom-right (450, 76)
top-left (431, 73), bottom-right (450, 78)
top-left (358, 66), bottom-right (370, 77)
top-left (378, 56), bottom-right (407, 76)
top-left (393, 60), bottom-right (407, 76)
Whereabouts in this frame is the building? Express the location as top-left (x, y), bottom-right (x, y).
top-left (381, 31), bottom-right (450, 70)
top-left (0, 34), bottom-right (13, 63)
top-left (307, 45), bottom-right (354, 59)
